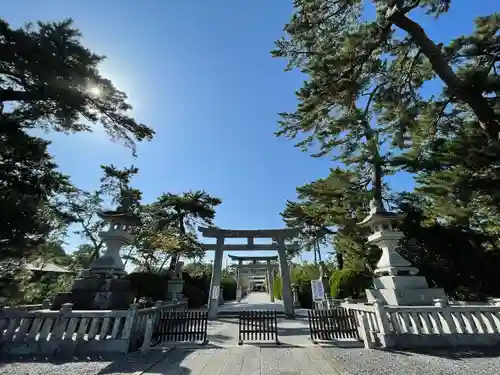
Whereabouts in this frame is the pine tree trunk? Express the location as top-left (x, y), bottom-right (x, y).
top-left (389, 10), bottom-right (500, 139)
top-left (361, 118), bottom-right (384, 208)
top-left (169, 214), bottom-right (186, 270)
top-left (336, 252), bottom-right (344, 270)
top-left (372, 157), bottom-right (383, 208)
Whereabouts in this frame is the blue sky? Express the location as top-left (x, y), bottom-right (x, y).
top-left (3, 1), bottom-right (497, 264)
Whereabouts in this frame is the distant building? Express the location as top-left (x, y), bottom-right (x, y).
top-left (24, 262), bottom-right (74, 275)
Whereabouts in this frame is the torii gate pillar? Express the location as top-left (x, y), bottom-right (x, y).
top-left (236, 259), bottom-right (243, 302)
top-left (208, 236), bottom-right (224, 320)
top-left (266, 260), bottom-right (275, 302)
top-left (277, 236), bottom-right (295, 318)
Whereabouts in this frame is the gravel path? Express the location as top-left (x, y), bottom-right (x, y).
top-left (0, 350), bottom-right (168, 375)
top-left (321, 346), bottom-right (500, 375)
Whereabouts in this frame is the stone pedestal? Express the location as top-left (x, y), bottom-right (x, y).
top-left (366, 275), bottom-right (447, 306)
top-left (360, 200), bottom-right (446, 306)
top-left (167, 279), bottom-right (185, 302)
top-left (52, 273), bottom-right (134, 310)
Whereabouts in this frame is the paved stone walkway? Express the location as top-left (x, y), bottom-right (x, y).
top-left (219, 292), bottom-right (285, 313)
top-left (144, 346), bottom-right (346, 375)
top-left (218, 292), bottom-right (310, 317)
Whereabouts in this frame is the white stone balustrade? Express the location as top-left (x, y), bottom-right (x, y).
top-left (0, 300), bottom-right (187, 355)
top-left (342, 298), bottom-right (500, 349)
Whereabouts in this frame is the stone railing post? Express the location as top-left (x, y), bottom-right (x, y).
top-left (154, 300), bottom-right (164, 327)
top-left (372, 300), bottom-right (392, 348)
top-left (42, 298), bottom-right (52, 310)
top-left (140, 313), bottom-right (155, 353)
top-left (122, 303), bottom-right (139, 349)
top-left (434, 298), bottom-right (455, 335)
top-left (359, 313), bottom-right (375, 349)
top-left (53, 303), bottom-right (73, 341)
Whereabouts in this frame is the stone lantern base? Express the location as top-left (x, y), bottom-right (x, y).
top-left (52, 270), bottom-right (134, 310)
top-left (366, 275), bottom-right (447, 306)
top-left (167, 279), bottom-right (185, 302)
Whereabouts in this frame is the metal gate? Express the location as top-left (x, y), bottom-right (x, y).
top-left (153, 311), bottom-right (209, 345)
top-left (307, 307), bottom-right (359, 343)
top-left (238, 310), bottom-right (280, 345)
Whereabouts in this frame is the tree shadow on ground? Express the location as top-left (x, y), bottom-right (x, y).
top-left (208, 318), bottom-right (238, 325)
top-left (237, 342), bottom-right (303, 348)
top-left (206, 333), bottom-right (235, 345)
top-left (0, 350), bottom-right (173, 374)
top-left (278, 326), bottom-right (310, 336)
top-left (98, 348), bottom-right (199, 374)
top-left (219, 303), bottom-right (284, 311)
top-left (380, 346), bottom-right (500, 360)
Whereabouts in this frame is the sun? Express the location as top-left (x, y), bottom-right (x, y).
top-left (87, 85), bottom-right (102, 97)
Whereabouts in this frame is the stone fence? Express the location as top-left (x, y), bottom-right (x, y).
top-left (0, 300), bottom-right (187, 356)
top-left (314, 297), bottom-right (366, 310)
top-left (342, 298), bottom-right (500, 349)
top-left (2, 299), bottom-right (51, 311)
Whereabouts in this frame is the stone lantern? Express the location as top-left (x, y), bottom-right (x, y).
top-left (52, 193), bottom-right (140, 310)
top-left (360, 199), bottom-right (446, 306)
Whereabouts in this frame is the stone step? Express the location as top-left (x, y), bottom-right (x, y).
top-left (217, 310), bottom-right (287, 318)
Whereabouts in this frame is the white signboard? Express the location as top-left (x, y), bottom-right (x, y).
top-left (211, 286), bottom-right (220, 300)
top-left (311, 279), bottom-right (325, 301)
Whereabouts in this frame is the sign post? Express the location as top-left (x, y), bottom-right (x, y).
top-left (211, 285), bottom-right (220, 300)
top-left (310, 279), bottom-right (325, 302)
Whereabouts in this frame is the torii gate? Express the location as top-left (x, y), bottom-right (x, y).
top-left (199, 227), bottom-right (301, 319)
top-left (228, 254), bottom-right (279, 302)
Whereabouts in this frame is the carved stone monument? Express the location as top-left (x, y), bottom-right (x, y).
top-left (166, 261), bottom-right (185, 302)
top-left (52, 190), bottom-right (139, 310)
top-left (360, 199), bottom-right (447, 306)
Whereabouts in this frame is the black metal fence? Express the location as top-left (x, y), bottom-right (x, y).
top-left (238, 310), bottom-right (280, 345)
top-left (153, 311), bottom-right (208, 345)
top-left (307, 307), bottom-right (359, 343)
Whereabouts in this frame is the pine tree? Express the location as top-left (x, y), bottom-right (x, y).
top-left (0, 18), bottom-right (155, 261)
top-left (0, 18), bottom-right (154, 153)
top-left (272, 1), bottom-right (499, 142)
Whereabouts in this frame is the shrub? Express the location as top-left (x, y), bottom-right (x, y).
top-left (126, 272), bottom-right (168, 301)
top-left (273, 276), bottom-right (282, 300)
top-left (329, 268), bottom-right (372, 299)
top-left (221, 276), bottom-right (237, 301)
top-left (182, 271), bottom-right (210, 308)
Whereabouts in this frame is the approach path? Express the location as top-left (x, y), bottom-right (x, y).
top-left (219, 291), bottom-right (286, 312)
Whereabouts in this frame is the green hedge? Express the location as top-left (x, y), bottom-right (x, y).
top-left (126, 272), bottom-right (168, 301)
top-left (273, 276), bottom-right (282, 300)
top-left (221, 276), bottom-right (237, 301)
top-left (182, 271), bottom-right (210, 308)
top-left (329, 268), bottom-right (371, 299)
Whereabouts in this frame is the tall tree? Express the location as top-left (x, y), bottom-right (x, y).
top-left (64, 189), bottom-right (106, 261)
top-left (272, 1), bottom-right (499, 144)
top-left (272, 1), bottom-right (500, 296)
top-left (0, 121), bottom-right (73, 261)
top-left (0, 18), bottom-right (154, 262)
top-left (283, 168), bottom-right (380, 273)
top-left (154, 191), bottom-right (222, 270)
top-left (0, 18), bottom-right (154, 153)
